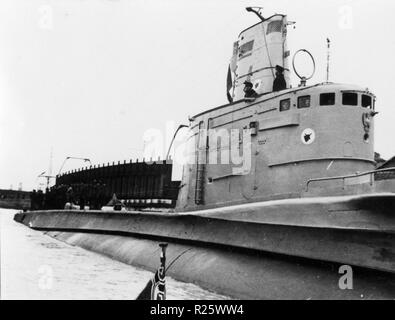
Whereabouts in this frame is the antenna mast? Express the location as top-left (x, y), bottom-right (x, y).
top-left (47, 147), bottom-right (53, 189)
top-left (326, 38), bottom-right (331, 82)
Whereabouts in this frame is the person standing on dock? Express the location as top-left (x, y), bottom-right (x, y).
top-left (30, 190), bottom-right (37, 210)
top-left (66, 186), bottom-right (74, 206)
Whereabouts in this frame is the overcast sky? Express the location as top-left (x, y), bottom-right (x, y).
top-left (1, 0), bottom-right (394, 190)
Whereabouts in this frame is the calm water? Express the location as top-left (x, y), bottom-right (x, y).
top-left (0, 209), bottom-right (228, 300)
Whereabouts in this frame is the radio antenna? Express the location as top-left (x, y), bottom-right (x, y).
top-left (326, 38), bottom-right (331, 82)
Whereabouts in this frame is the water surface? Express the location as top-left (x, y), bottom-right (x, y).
top-left (0, 208), bottom-right (228, 300)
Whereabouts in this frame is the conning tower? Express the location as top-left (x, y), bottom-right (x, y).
top-left (176, 9), bottom-right (378, 212)
top-left (227, 8), bottom-right (291, 101)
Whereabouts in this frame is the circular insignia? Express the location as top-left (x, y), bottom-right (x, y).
top-left (301, 128), bottom-right (315, 145)
top-left (253, 79), bottom-right (262, 89)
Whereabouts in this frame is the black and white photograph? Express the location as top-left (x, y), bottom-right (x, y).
top-left (0, 0), bottom-right (394, 306)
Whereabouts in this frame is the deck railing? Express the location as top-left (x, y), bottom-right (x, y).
top-left (305, 167), bottom-right (395, 192)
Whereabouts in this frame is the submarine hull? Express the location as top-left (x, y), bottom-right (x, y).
top-left (14, 192), bottom-right (395, 299)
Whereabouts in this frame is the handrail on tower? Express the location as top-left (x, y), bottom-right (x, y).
top-left (306, 167), bottom-right (395, 192)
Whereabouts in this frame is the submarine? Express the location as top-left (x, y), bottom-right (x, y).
top-left (15, 8), bottom-right (395, 299)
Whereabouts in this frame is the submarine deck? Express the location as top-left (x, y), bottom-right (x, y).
top-left (13, 192), bottom-right (395, 299)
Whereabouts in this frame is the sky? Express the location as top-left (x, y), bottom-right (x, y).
top-left (0, 0), bottom-right (394, 190)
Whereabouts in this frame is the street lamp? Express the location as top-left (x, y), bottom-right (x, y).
top-left (37, 171), bottom-right (56, 189)
top-left (58, 156), bottom-right (92, 176)
top-left (165, 124), bottom-right (189, 159)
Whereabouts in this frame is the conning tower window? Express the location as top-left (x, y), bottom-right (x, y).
top-left (238, 40), bottom-right (254, 59)
top-left (280, 98), bottom-right (291, 111)
top-left (297, 95), bottom-right (311, 109)
top-left (320, 93), bottom-right (335, 106)
top-left (342, 93), bottom-right (358, 106)
top-left (362, 95), bottom-right (373, 109)
top-left (266, 20), bottom-right (283, 35)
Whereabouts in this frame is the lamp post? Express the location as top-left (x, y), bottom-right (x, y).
top-left (37, 171), bottom-right (56, 190)
top-left (165, 124), bottom-right (189, 160)
top-left (58, 156), bottom-right (92, 176)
